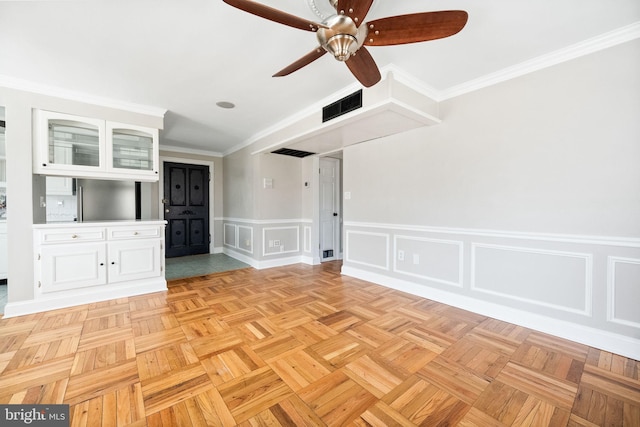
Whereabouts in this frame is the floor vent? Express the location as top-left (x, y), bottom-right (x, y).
top-left (271, 148), bottom-right (316, 158)
top-left (322, 89), bottom-right (362, 122)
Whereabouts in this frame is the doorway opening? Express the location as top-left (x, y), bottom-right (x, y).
top-left (319, 155), bottom-right (342, 262)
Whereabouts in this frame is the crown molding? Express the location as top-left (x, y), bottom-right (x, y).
top-left (223, 80), bottom-right (365, 157)
top-left (0, 74), bottom-right (167, 118)
top-left (160, 144), bottom-right (224, 158)
top-left (439, 22), bottom-right (640, 100)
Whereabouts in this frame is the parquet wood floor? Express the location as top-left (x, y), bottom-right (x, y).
top-left (1, 261), bottom-right (639, 426)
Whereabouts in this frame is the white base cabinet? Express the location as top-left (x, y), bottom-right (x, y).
top-left (33, 221), bottom-right (166, 305)
top-left (108, 239), bottom-right (162, 284)
top-left (40, 242), bottom-right (107, 292)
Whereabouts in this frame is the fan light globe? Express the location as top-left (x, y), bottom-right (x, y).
top-left (325, 34), bottom-right (358, 61)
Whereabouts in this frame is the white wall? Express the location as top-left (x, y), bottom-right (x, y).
top-left (341, 39), bottom-right (640, 359)
top-left (222, 147), bottom-right (310, 267)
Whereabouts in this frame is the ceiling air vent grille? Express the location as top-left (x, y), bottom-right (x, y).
top-left (271, 148), bottom-right (316, 158)
top-left (322, 89), bottom-right (362, 123)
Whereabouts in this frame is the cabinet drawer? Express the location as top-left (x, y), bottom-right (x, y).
top-left (108, 226), bottom-right (162, 240)
top-left (39, 228), bottom-right (106, 244)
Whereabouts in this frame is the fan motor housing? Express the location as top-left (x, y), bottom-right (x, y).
top-left (316, 14), bottom-right (367, 61)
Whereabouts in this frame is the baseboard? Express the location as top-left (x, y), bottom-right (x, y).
top-left (341, 265), bottom-right (640, 361)
top-left (3, 279), bottom-right (167, 319)
top-left (223, 248), bottom-right (321, 269)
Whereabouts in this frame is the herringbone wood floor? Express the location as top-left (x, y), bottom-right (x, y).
top-left (1, 262), bottom-right (639, 426)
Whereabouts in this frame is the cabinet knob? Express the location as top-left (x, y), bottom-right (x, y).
top-left (71, 234), bottom-right (78, 239)
top-left (111, 261), bottom-right (116, 265)
top-left (134, 231), bottom-right (139, 235)
top-left (100, 263), bottom-right (104, 266)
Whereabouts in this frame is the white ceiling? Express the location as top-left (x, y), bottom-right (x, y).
top-left (1, 0), bottom-right (639, 156)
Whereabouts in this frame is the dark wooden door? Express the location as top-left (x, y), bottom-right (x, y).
top-left (164, 162), bottom-right (210, 258)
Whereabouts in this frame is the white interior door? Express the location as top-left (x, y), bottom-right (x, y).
top-left (319, 157), bottom-right (340, 261)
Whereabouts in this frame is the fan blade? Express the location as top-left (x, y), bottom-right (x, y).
top-left (345, 47), bottom-right (381, 87)
top-left (364, 11), bottom-right (468, 46)
top-left (273, 48), bottom-right (327, 77)
top-left (336, 0), bottom-right (375, 27)
top-left (223, 0), bottom-right (325, 32)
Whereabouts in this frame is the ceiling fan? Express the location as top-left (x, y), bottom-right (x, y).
top-left (222, 0), bottom-right (468, 87)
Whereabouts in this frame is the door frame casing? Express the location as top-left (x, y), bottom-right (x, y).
top-left (158, 156), bottom-right (214, 255)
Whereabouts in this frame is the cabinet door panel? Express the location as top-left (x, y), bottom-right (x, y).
top-left (107, 122), bottom-right (159, 178)
top-left (108, 240), bottom-right (161, 284)
top-left (37, 111), bottom-right (105, 173)
top-left (41, 243), bottom-right (107, 293)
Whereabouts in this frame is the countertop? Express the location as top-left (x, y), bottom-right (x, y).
top-left (33, 219), bottom-right (167, 229)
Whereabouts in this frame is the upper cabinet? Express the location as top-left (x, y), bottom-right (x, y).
top-left (34, 110), bottom-right (160, 181)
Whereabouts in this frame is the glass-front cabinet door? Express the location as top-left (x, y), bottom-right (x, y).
top-left (37, 111), bottom-right (104, 172)
top-left (107, 122), bottom-right (159, 178)
top-left (35, 110), bottom-right (159, 181)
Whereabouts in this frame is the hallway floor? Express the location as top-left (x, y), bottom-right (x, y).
top-left (164, 253), bottom-right (250, 280)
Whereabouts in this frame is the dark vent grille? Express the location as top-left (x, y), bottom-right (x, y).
top-left (322, 89), bottom-right (362, 122)
top-left (272, 148), bottom-right (316, 158)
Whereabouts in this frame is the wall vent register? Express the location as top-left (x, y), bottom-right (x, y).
top-left (271, 148), bottom-right (316, 158)
top-left (322, 89), bottom-right (362, 122)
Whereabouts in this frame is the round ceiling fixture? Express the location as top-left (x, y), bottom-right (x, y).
top-left (216, 101), bottom-right (235, 109)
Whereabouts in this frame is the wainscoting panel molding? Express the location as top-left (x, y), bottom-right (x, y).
top-left (223, 223), bottom-right (237, 248)
top-left (607, 256), bottom-right (640, 328)
top-left (393, 235), bottom-right (463, 288)
top-left (237, 225), bottom-right (253, 254)
top-left (345, 230), bottom-right (390, 270)
top-left (342, 221), bottom-right (640, 360)
top-left (471, 243), bottom-right (593, 316)
top-left (262, 226), bottom-right (300, 257)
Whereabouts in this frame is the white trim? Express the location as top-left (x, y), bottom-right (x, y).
top-left (304, 226), bottom-right (312, 253)
top-left (470, 243), bottom-right (593, 316)
top-left (607, 256), bottom-right (640, 328)
top-left (345, 230), bottom-right (390, 271)
top-left (161, 145), bottom-right (223, 158)
top-left (393, 235), bottom-right (464, 288)
top-left (3, 278), bottom-right (166, 318)
top-left (224, 217), bottom-right (308, 225)
top-left (0, 74), bottom-right (167, 118)
top-left (250, 98), bottom-right (440, 156)
top-left (224, 82), bottom-right (363, 157)
top-left (439, 22), bottom-right (640, 100)
top-left (222, 247), bottom-right (312, 270)
top-left (341, 265), bottom-right (640, 361)
top-left (159, 156), bottom-right (215, 254)
top-left (225, 23), bottom-right (640, 157)
top-left (344, 221), bottom-right (640, 248)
